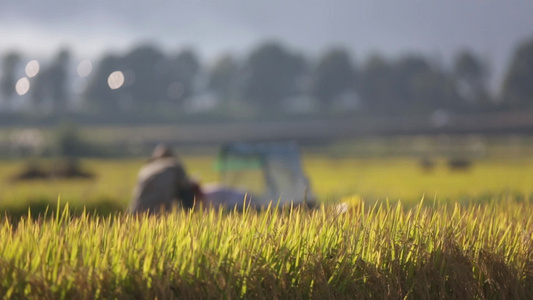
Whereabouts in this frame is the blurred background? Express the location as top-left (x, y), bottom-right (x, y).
top-left (1, 0), bottom-right (533, 214)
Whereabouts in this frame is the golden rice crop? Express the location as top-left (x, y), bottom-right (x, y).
top-left (1, 198), bottom-right (532, 299)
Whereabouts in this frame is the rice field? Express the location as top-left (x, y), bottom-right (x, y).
top-left (0, 155), bottom-right (532, 211)
top-left (1, 199), bottom-right (532, 299)
top-left (1, 154), bottom-right (533, 298)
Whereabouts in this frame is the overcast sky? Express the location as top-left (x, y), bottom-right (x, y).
top-left (1, 0), bottom-right (533, 87)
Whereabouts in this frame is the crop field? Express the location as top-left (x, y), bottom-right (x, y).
top-left (1, 151), bottom-right (533, 298)
top-left (0, 154), bottom-right (532, 212)
top-left (1, 199), bottom-right (532, 299)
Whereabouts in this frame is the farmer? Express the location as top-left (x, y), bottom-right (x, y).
top-left (129, 144), bottom-right (196, 214)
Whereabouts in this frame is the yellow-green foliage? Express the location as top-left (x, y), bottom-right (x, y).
top-left (1, 156), bottom-right (532, 210)
top-left (0, 158), bottom-right (217, 210)
top-left (304, 156), bottom-right (533, 203)
top-left (0, 200), bottom-right (532, 299)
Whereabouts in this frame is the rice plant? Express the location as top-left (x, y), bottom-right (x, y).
top-left (1, 198), bottom-right (532, 299)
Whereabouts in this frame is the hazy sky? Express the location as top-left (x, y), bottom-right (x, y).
top-left (1, 0), bottom-right (533, 87)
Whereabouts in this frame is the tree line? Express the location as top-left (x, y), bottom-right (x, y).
top-left (1, 38), bottom-right (533, 120)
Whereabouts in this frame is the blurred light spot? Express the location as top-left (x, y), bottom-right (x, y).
top-left (77, 60), bottom-right (92, 77)
top-left (108, 71), bottom-right (124, 90)
top-left (168, 82), bottom-right (184, 99)
top-left (16, 77), bottom-right (30, 95)
top-left (25, 60), bottom-right (40, 78)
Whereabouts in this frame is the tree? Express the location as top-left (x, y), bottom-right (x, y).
top-left (84, 54), bottom-right (124, 114)
top-left (208, 53), bottom-right (240, 101)
top-left (393, 55), bottom-right (432, 104)
top-left (453, 50), bottom-right (490, 105)
top-left (121, 44), bottom-right (166, 111)
top-left (501, 38), bottom-right (533, 109)
top-left (83, 46), bottom-right (203, 115)
top-left (171, 49), bottom-right (201, 100)
top-left (243, 41), bottom-right (306, 111)
top-left (359, 54), bottom-right (394, 112)
top-left (1, 52), bottom-right (21, 104)
top-left (31, 66), bottom-right (47, 109)
top-left (313, 48), bottom-right (356, 108)
top-left (48, 49), bottom-right (71, 114)
top-left (359, 54), bottom-right (461, 114)
top-left (32, 49), bottom-right (72, 114)
top-left (393, 55), bottom-right (461, 112)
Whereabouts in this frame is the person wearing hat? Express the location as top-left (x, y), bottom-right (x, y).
top-left (129, 144), bottom-right (196, 214)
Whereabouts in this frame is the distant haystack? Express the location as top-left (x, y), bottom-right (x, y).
top-left (447, 157), bottom-right (472, 171)
top-left (10, 159), bottom-right (94, 181)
